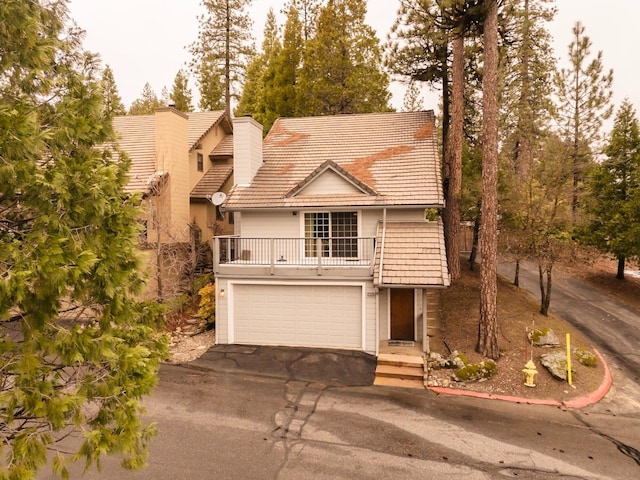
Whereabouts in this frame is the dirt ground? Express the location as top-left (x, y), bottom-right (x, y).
top-left (430, 254), bottom-right (639, 402)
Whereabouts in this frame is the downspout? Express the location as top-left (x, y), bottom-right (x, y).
top-left (376, 209), bottom-right (387, 357)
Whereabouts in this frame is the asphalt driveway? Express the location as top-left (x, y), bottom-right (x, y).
top-left (190, 344), bottom-right (377, 386)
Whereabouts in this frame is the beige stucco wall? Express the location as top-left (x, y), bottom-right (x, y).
top-left (155, 108), bottom-right (190, 243)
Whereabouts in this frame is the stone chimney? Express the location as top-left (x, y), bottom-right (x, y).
top-left (233, 116), bottom-right (263, 186)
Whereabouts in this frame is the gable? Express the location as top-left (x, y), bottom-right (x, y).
top-left (295, 169), bottom-right (366, 196)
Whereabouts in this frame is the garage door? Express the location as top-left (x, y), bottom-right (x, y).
top-left (232, 284), bottom-right (362, 349)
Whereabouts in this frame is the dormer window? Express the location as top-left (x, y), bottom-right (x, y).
top-left (304, 211), bottom-right (358, 258)
top-left (197, 152), bottom-right (204, 172)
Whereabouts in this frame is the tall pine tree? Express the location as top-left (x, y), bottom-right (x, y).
top-left (100, 64), bottom-right (126, 117)
top-left (128, 82), bottom-right (163, 115)
top-left (299, 0), bottom-right (391, 115)
top-left (554, 22), bottom-right (613, 220)
top-left (0, 1), bottom-right (168, 477)
top-left (190, 0), bottom-right (255, 113)
top-left (170, 69), bottom-right (194, 112)
top-left (581, 100), bottom-right (640, 279)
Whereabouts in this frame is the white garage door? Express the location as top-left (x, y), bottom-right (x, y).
top-left (232, 284), bottom-right (362, 349)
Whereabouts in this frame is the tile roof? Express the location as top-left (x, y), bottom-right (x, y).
top-left (225, 111), bottom-right (443, 210)
top-left (188, 110), bottom-right (227, 151)
top-left (191, 164), bottom-right (233, 200)
top-left (112, 110), bottom-right (228, 194)
top-left (211, 134), bottom-right (233, 157)
top-left (373, 221), bottom-right (450, 287)
top-left (112, 115), bottom-right (156, 194)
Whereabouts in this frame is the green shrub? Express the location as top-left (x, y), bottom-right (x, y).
top-left (574, 348), bottom-right (598, 367)
top-left (529, 327), bottom-right (549, 343)
top-left (197, 283), bottom-right (216, 326)
top-left (454, 360), bottom-right (497, 382)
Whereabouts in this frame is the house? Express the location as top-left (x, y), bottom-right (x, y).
top-left (213, 112), bottom-right (450, 356)
top-left (113, 107), bottom-right (235, 248)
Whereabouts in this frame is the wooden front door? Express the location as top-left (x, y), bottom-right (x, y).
top-left (390, 289), bottom-right (415, 341)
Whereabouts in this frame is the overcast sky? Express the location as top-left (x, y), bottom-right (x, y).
top-left (68, 0), bottom-right (639, 127)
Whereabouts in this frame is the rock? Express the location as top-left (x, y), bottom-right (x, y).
top-left (539, 350), bottom-right (570, 380)
top-left (529, 328), bottom-right (560, 347)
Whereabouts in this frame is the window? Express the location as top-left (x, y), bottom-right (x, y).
top-left (304, 211), bottom-right (358, 257)
top-left (197, 152), bottom-right (204, 172)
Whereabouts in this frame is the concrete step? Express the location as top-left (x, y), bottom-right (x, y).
top-left (373, 376), bottom-right (425, 389)
top-left (375, 364), bottom-right (424, 380)
top-left (377, 353), bottom-right (424, 368)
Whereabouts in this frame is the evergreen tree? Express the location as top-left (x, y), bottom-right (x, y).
top-left (580, 100), bottom-right (640, 279)
top-left (128, 82), bottom-right (163, 115)
top-left (285, 0), bottom-right (321, 41)
top-left (401, 81), bottom-right (424, 112)
top-left (100, 64), bottom-right (126, 117)
top-left (477, 0), bottom-right (499, 359)
top-left (554, 21), bottom-right (613, 220)
top-left (170, 69), bottom-right (194, 112)
top-left (189, 0), bottom-right (255, 113)
top-left (235, 8), bottom-right (279, 122)
top-left (299, 0), bottom-right (392, 115)
top-left (0, 1), bottom-right (168, 477)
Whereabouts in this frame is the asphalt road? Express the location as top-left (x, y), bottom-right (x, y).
top-left (38, 345), bottom-right (640, 480)
top-left (496, 258), bottom-right (640, 384)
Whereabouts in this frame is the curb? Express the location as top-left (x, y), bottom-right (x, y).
top-left (427, 348), bottom-right (612, 409)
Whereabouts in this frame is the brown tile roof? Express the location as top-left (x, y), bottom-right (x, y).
top-left (188, 110), bottom-right (227, 151)
top-left (225, 111), bottom-right (443, 210)
top-left (112, 110), bottom-right (228, 194)
top-left (210, 134), bottom-right (233, 157)
top-left (190, 164), bottom-right (233, 200)
top-left (112, 115), bottom-right (156, 194)
top-left (285, 160), bottom-right (378, 197)
top-left (373, 221), bottom-right (450, 287)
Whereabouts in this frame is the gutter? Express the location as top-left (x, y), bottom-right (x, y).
top-left (377, 208), bottom-right (387, 287)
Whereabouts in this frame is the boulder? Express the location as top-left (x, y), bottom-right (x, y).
top-left (539, 350), bottom-right (570, 380)
top-left (529, 328), bottom-right (560, 347)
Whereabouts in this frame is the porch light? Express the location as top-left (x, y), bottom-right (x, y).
top-left (220, 289), bottom-right (225, 297)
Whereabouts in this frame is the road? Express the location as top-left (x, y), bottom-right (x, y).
top-left (497, 258), bottom-right (640, 384)
top-left (39, 346), bottom-right (640, 480)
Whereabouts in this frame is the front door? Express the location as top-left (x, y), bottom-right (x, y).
top-left (390, 289), bottom-right (414, 341)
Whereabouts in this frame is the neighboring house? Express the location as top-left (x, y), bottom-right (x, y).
top-left (213, 112), bottom-right (450, 356)
top-left (113, 107), bottom-right (234, 248)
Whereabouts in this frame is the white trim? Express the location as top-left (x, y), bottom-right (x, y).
top-left (227, 280), bottom-right (368, 351)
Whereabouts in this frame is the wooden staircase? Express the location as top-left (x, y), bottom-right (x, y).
top-left (374, 353), bottom-right (426, 389)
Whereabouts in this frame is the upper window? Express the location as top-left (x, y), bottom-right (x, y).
top-left (304, 211), bottom-right (358, 257)
top-left (197, 152), bottom-right (204, 172)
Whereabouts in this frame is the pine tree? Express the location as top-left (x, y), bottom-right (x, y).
top-left (128, 82), bottom-right (164, 115)
top-left (0, 1), bottom-right (168, 477)
top-left (189, 0), bottom-right (255, 113)
top-left (299, 0), bottom-right (392, 115)
top-left (401, 81), bottom-right (424, 112)
top-left (170, 69), bottom-right (194, 112)
top-left (285, 0), bottom-right (321, 41)
top-left (554, 22), bottom-right (613, 220)
top-left (101, 64), bottom-right (126, 117)
top-left (235, 8), bottom-right (279, 121)
top-left (477, 0), bottom-right (499, 359)
top-left (581, 100), bottom-right (640, 279)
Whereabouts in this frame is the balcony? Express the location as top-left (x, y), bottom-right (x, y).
top-left (214, 236), bottom-right (376, 276)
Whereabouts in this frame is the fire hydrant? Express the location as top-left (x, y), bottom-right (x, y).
top-left (523, 359), bottom-right (538, 387)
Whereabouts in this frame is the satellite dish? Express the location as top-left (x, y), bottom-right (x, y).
top-left (209, 191), bottom-right (227, 206)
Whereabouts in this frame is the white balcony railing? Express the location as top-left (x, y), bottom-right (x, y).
top-left (214, 236), bottom-right (375, 271)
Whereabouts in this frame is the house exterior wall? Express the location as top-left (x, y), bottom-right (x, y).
top-left (155, 108), bottom-right (190, 243)
top-left (189, 124), bottom-right (222, 191)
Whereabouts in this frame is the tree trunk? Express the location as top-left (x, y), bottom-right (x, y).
top-left (469, 199), bottom-right (481, 271)
top-left (538, 263), bottom-right (552, 316)
top-left (477, 0), bottom-right (499, 360)
top-left (617, 255), bottom-right (625, 280)
top-left (225, 0), bottom-right (232, 114)
top-left (443, 34), bottom-right (464, 281)
top-left (514, 259), bottom-right (520, 287)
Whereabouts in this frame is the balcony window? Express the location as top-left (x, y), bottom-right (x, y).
top-left (304, 211), bottom-right (358, 257)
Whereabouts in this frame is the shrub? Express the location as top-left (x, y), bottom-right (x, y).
top-left (197, 283), bottom-right (216, 326)
top-left (575, 348), bottom-right (598, 367)
top-left (529, 327), bottom-right (549, 343)
top-left (454, 360), bottom-right (497, 382)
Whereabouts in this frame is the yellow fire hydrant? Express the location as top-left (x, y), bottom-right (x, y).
top-left (523, 359), bottom-right (538, 387)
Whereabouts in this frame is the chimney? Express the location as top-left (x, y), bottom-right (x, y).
top-left (233, 116), bottom-right (263, 186)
